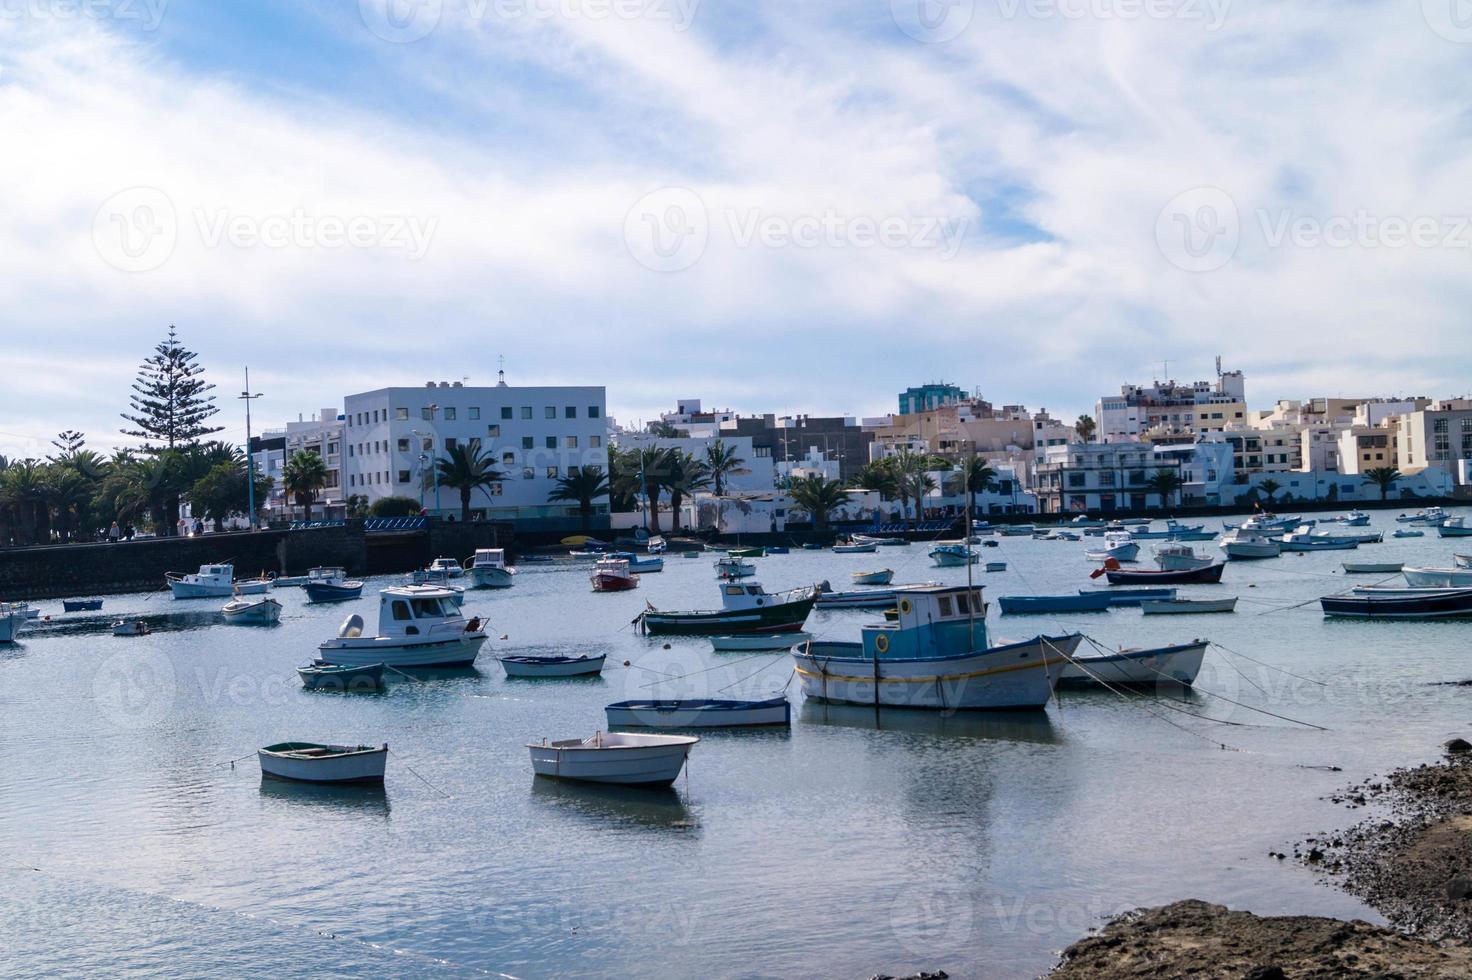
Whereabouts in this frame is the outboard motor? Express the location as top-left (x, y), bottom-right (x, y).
top-left (338, 613), bottom-right (365, 639)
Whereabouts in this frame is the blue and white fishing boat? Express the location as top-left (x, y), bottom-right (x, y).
top-left (608, 552), bottom-right (664, 573)
top-left (1082, 588), bottom-right (1177, 607)
top-left (1084, 532), bottom-right (1140, 563)
top-left (1398, 506), bottom-right (1447, 525)
top-left (0, 604), bottom-right (23, 644)
top-left (427, 557), bottom-right (464, 579)
top-left (466, 549), bottom-right (517, 588)
top-left (304, 566), bottom-right (365, 603)
top-left (816, 586), bottom-right (906, 610)
top-left (168, 563), bottom-right (270, 599)
top-left (929, 543), bottom-right (978, 567)
top-left (1218, 526), bottom-right (1282, 561)
top-left (316, 585), bottom-right (487, 667)
top-left (604, 697), bottom-right (791, 729)
top-left (1393, 528), bottom-right (1425, 538)
top-left (791, 584), bottom-right (1082, 710)
top-left (1439, 518), bottom-right (1472, 538)
top-left (1280, 529), bottom-right (1359, 552)
top-left (998, 593), bottom-right (1114, 615)
top-left (714, 556), bottom-right (756, 578)
top-left (1130, 520), bottom-right (1210, 541)
top-left (1336, 510), bottom-right (1372, 527)
top-left (1056, 641), bottom-right (1209, 687)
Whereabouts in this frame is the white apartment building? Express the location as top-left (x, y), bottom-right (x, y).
top-left (613, 432), bottom-right (776, 494)
top-left (341, 381), bottom-right (609, 529)
top-left (1095, 364), bottom-right (1247, 443)
top-left (254, 409), bottom-right (345, 517)
top-left (1398, 400), bottom-right (1472, 484)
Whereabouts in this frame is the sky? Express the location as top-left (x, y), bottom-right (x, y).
top-left (3, 0), bottom-right (1472, 460)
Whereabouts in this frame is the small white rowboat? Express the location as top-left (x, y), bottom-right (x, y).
top-left (1139, 598), bottom-right (1238, 615)
top-left (708, 632), bottom-right (812, 653)
top-left (1342, 562), bottom-right (1405, 574)
top-left (257, 742), bottom-right (387, 785)
top-left (499, 654), bottom-right (606, 678)
top-left (527, 732), bottom-right (698, 787)
top-left (222, 596), bottom-right (283, 624)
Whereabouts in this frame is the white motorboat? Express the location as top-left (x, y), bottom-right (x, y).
top-left (167, 563), bottom-right (270, 599)
top-left (0, 604), bottom-right (23, 643)
top-left (1402, 566), bottom-right (1472, 588)
top-left (1398, 506), bottom-right (1446, 525)
top-left (427, 557), bottom-right (465, 579)
top-left (1153, 543), bottom-right (1215, 571)
top-left (604, 697), bottom-right (790, 729)
top-left (1280, 530), bottom-right (1359, 552)
top-left (466, 549), bottom-right (516, 589)
top-left (715, 556), bottom-right (756, 578)
top-left (316, 585), bottom-right (487, 668)
top-left (1056, 641), bottom-right (1209, 687)
top-left (1342, 562), bottom-right (1405, 575)
top-left (850, 569), bottom-right (895, 586)
top-left (111, 619), bottom-right (150, 637)
top-left (527, 731), bottom-right (698, 787)
top-left (929, 543), bottom-right (978, 567)
top-left (1085, 532), bottom-right (1140, 563)
top-left (258, 742), bottom-right (387, 785)
top-left (1139, 598), bottom-right (1238, 615)
top-left (851, 534), bottom-right (906, 547)
top-left (709, 632), bottom-right (812, 653)
top-left (1337, 510), bottom-right (1372, 527)
top-left (792, 584), bottom-right (1081, 710)
top-left (499, 654), bottom-right (605, 678)
top-left (1218, 527), bottom-right (1282, 561)
top-left (222, 595), bottom-right (283, 625)
top-left (832, 542), bottom-right (880, 554)
top-left (1439, 518), bottom-right (1472, 538)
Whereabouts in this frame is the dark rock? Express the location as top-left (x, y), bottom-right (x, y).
top-left (1446, 878), bottom-right (1472, 901)
top-left (1445, 738), bottom-right (1472, 754)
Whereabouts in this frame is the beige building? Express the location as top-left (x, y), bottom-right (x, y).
top-left (1397, 400), bottom-right (1472, 484)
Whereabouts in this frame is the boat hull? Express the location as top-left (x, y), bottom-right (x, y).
top-left (468, 567), bottom-right (516, 588)
top-left (527, 737), bottom-right (696, 787)
top-left (317, 633), bottom-right (487, 667)
top-left (62, 599), bottom-right (104, 612)
top-left (222, 598), bottom-right (282, 624)
top-left (997, 594), bottom-right (1114, 615)
top-left (641, 596), bottom-right (816, 636)
top-left (258, 744), bottom-right (387, 785)
top-left (499, 655), bottom-right (606, 678)
top-left (297, 662), bottom-right (385, 691)
top-left (591, 572), bottom-right (639, 592)
top-left (1222, 542), bottom-right (1281, 560)
top-left (791, 634), bottom-right (1081, 711)
top-left (1402, 567), bottom-right (1472, 588)
top-left (1140, 598), bottom-right (1238, 615)
top-left (851, 570), bottom-right (895, 586)
top-left (708, 632), bottom-right (811, 652)
top-left (305, 582), bottom-right (365, 603)
top-left (1056, 641), bottom-right (1208, 687)
top-left (1321, 588), bottom-right (1472, 619)
top-left (170, 579), bottom-right (269, 599)
top-left (604, 697), bottom-right (791, 729)
top-left (1104, 564), bottom-right (1225, 585)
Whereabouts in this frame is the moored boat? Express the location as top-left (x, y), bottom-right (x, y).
top-left (984, 562), bottom-right (1007, 573)
top-left (832, 542), bottom-right (879, 554)
top-left (607, 552), bottom-right (664, 573)
top-left (1342, 562), bottom-right (1405, 574)
top-left (297, 661), bottom-right (385, 691)
top-left (168, 563), bottom-right (269, 599)
top-left (708, 632), bottom-right (812, 652)
top-left (714, 556), bottom-right (756, 579)
top-left (316, 585), bottom-right (487, 667)
top-left (1139, 598), bottom-right (1237, 615)
top-left (1218, 526), bottom-right (1282, 561)
top-left (1095, 558), bottom-right (1225, 585)
top-left (61, 598), bottom-right (104, 612)
top-left (1321, 586), bottom-right (1472, 619)
top-left (466, 548), bottom-right (516, 588)
top-left (527, 732), bottom-right (697, 787)
top-left (1082, 588), bottom-right (1177, 607)
top-left (499, 654), bottom-right (606, 678)
top-left (639, 580), bottom-right (818, 636)
top-left (1401, 566), bottom-right (1472, 588)
top-left (111, 619), bottom-right (149, 637)
top-left (222, 595), bottom-right (283, 624)
top-left (1279, 530), bottom-right (1360, 552)
top-left (591, 557), bottom-right (640, 592)
top-left (1153, 543), bottom-right (1216, 571)
top-left (1056, 640), bottom-right (1209, 687)
top-left (727, 547), bottom-right (765, 558)
top-left (271, 573), bottom-right (310, 587)
top-left (427, 556), bottom-right (465, 579)
top-left (1439, 518), bottom-right (1472, 538)
top-left (1455, 554), bottom-right (1472, 569)
top-left (258, 742), bottom-right (388, 785)
top-left (997, 593), bottom-right (1114, 615)
top-left (815, 587), bottom-right (905, 610)
top-left (850, 569), bottom-right (895, 586)
top-left (0, 604), bottom-right (23, 643)
top-left (929, 543), bottom-right (978, 567)
top-left (304, 566), bottom-right (365, 603)
top-left (1084, 532), bottom-right (1140, 563)
top-left (604, 697), bottom-right (790, 729)
top-left (852, 534), bottom-right (907, 547)
top-left (1393, 529), bottom-right (1425, 538)
top-left (791, 584), bottom-right (1082, 710)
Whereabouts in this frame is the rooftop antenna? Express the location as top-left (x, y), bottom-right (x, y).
top-left (496, 354), bottom-right (507, 387)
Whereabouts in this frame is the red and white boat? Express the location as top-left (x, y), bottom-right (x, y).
top-left (591, 557), bottom-right (640, 592)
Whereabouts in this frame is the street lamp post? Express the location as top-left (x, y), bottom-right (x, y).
top-left (239, 368), bottom-right (263, 530)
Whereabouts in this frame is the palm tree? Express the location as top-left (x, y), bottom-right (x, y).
top-left (1258, 478), bottom-right (1282, 506)
top-left (638, 446), bottom-right (674, 534)
top-left (606, 446), bottom-right (642, 512)
top-left (1146, 468), bottom-right (1185, 509)
top-left (704, 440), bottom-right (746, 497)
top-left (434, 444), bottom-right (505, 522)
top-left (548, 465), bottom-right (611, 532)
top-left (892, 448), bottom-right (940, 527)
top-left (788, 475), bottom-right (848, 529)
top-left (1363, 466), bottom-right (1402, 501)
top-left (853, 459), bottom-right (901, 522)
top-left (661, 452), bottom-right (711, 535)
top-left (283, 450), bottom-right (330, 522)
top-left (1074, 415), bottom-right (1097, 443)
top-left (960, 456), bottom-right (998, 520)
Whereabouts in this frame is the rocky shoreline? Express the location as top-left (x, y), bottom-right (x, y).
top-left (1048, 745), bottom-right (1472, 978)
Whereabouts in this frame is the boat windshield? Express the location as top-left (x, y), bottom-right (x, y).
top-left (411, 598), bottom-right (448, 618)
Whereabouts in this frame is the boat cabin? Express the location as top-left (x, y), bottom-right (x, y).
top-left (471, 549), bottom-right (507, 568)
top-left (371, 585), bottom-right (470, 638)
top-left (719, 581), bottom-right (781, 610)
top-left (308, 566), bottom-right (346, 582)
top-left (860, 585), bottom-right (990, 659)
top-left (191, 564), bottom-right (234, 584)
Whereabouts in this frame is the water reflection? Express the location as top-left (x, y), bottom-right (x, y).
top-left (529, 778), bottom-right (699, 833)
top-left (799, 701), bottom-right (1060, 743)
top-left (258, 778), bottom-right (392, 817)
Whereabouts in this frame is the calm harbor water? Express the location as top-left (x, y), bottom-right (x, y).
top-left (4, 511), bottom-right (1471, 978)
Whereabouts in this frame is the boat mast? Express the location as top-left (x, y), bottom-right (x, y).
top-left (965, 447), bottom-right (976, 650)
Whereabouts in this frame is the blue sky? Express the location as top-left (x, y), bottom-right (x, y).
top-left (3, 0), bottom-right (1472, 459)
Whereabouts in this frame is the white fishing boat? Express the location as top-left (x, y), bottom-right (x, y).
top-left (0, 604), bottom-right (23, 643)
top-left (1139, 598), bottom-right (1238, 615)
top-left (1342, 562), bottom-right (1405, 575)
top-left (714, 556), bottom-right (756, 578)
top-left (1279, 529), bottom-right (1359, 552)
top-left (1398, 506), bottom-right (1447, 525)
top-left (499, 654), bottom-right (605, 678)
top-left (271, 574), bottom-right (310, 588)
top-left (929, 543), bottom-right (978, 567)
top-left (791, 584), bottom-right (1081, 710)
top-left (832, 542), bottom-right (880, 554)
top-left (604, 697), bottom-right (790, 729)
top-left (257, 742), bottom-right (388, 785)
top-left (111, 619), bottom-right (149, 637)
top-left (1056, 641), bottom-right (1209, 687)
top-left (427, 557), bottom-right (465, 579)
top-left (1402, 566), bottom-right (1472, 588)
top-left (527, 732), bottom-right (698, 787)
top-left (1336, 510), bottom-right (1372, 527)
top-left (1084, 532), bottom-right (1140, 562)
top-left (850, 569), bottom-right (895, 586)
top-left (1218, 526), bottom-right (1282, 561)
top-left (709, 632), bottom-right (812, 652)
top-left (1153, 543), bottom-right (1216, 571)
top-left (852, 534), bottom-right (906, 547)
top-left (316, 585), bottom-right (487, 668)
top-left (1439, 518), bottom-right (1472, 538)
top-left (466, 548), bottom-right (516, 588)
top-left (167, 563), bottom-right (270, 599)
top-left (222, 595), bottom-right (283, 625)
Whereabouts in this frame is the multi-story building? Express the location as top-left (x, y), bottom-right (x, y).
top-left (1095, 362), bottom-right (1246, 443)
top-left (1397, 400), bottom-right (1472, 485)
top-left (719, 414), bottom-right (874, 484)
top-left (1034, 439), bottom-right (1234, 513)
top-left (252, 409), bottom-right (344, 517)
top-left (1336, 425), bottom-right (1399, 475)
top-left (340, 380), bottom-right (609, 530)
top-left (898, 382), bottom-right (967, 415)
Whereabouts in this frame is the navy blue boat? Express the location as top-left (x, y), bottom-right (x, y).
top-left (1082, 588), bottom-right (1178, 607)
top-left (1321, 586), bottom-right (1472, 619)
top-left (62, 599), bottom-right (103, 612)
top-left (304, 566), bottom-right (364, 603)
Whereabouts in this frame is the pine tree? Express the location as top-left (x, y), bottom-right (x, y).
top-left (121, 326), bottom-right (223, 452)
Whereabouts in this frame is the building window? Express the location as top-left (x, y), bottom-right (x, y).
top-left (398, 470), bottom-right (411, 483)
top-left (469, 407), bottom-right (480, 420)
top-left (502, 452), bottom-right (515, 465)
top-left (546, 466), bottom-right (559, 479)
top-left (488, 424), bottom-right (500, 438)
top-left (565, 406), bottom-right (577, 419)
top-left (501, 407), bottom-right (513, 420)
top-left (545, 406), bottom-right (556, 419)
top-left (488, 482), bottom-right (503, 496)
top-left (444, 407), bottom-right (456, 421)
top-left (589, 406), bottom-right (601, 418)
top-left (545, 436), bottom-right (557, 449)
top-left (348, 445), bottom-right (354, 457)
top-left (422, 407), bottom-right (434, 420)
top-left (396, 407), bottom-right (408, 421)
top-left (421, 437), bottom-right (433, 451)
top-left (398, 438), bottom-right (410, 452)
top-left (522, 467), bottom-right (535, 480)
top-left (522, 436), bottom-right (534, 450)
top-left (444, 437), bottom-right (458, 451)
top-left (590, 435), bottom-right (602, 448)
top-left (1434, 418), bottom-right (1449, 433)
top-left (565, 436), bottom-right (578, 448)
top-left (521, 407), bottom-right (532, 420)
